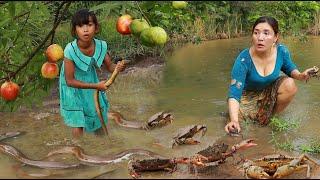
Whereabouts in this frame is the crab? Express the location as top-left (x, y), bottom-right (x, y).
top-left (126, 139), bottom-right (257, 178)
top-left (189, 139), bottom-right (257, 167)
top-left (128, 158), bottom-right (177, 179)
top-left (172, 125), bottom-right (207, 148)
top-left (144, 111), bottom-right (174, 130)
top-left (240, 153), bottom-right (320, 179)
top-left (307, 66), bottom-right (319, 78)
top-left (127, 156), bottom-right (212, 178)
top-left (228, 127), bottom-right (241, 137)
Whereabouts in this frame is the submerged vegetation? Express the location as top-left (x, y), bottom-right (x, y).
top-left (299, 139), bottom-right (320, 154)
top-left (269, 116), bottom-right (299, 132)
top-left (268, 116), bottom-right (320, 154)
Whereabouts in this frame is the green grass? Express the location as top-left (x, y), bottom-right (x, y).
top-left (269, 116), bottom-right (299, 132)
top-left (299, 139), bottom-right (320, 154)
top-left (268, 117), bottom-right (299, 152)
top-left (269, 131), bottom-right (295, 151)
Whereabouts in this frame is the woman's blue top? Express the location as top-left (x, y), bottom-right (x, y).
top-left (228, 44), bottom-right (297, 102)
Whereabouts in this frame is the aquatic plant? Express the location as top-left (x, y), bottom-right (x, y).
top-left (269, 116), bottom-right (299, 132)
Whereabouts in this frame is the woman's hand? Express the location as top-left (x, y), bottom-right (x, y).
top-left (300, 68), bottom-right (314, 81)
top-left (224, 121), bottom-right (241, 134)
top-left (96, 80), bottom-right (107, 91)
top-left (292, 67), bottom-right (319, 82)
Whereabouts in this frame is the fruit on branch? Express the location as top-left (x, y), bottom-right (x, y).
top-left (46, 44), bottom-right (64, 62)
top-left (1, 81), bottom-right (20, 101)
top-left (140, 26), bottom-right (168, 47)
top-left (116, 14), bottom-right (133, 35)
top-left (149, 27), bottom-right (168, 46)
top-left (140, 28), bottom-right (155, 47)
top-left (172, 1), bottom-right (188, 9)
top-left (130, 18), bottom-right (150, 37)
top-left (41, 62), bottom-right (59, 79)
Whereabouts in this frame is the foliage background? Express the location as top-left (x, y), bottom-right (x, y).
top-left (1, 1), bottom-right (319, 112)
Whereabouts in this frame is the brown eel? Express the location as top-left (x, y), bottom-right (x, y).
top-left (0, 131), bottom-right (80, 169)
top-left (46, 145), bottom-right (164, 165)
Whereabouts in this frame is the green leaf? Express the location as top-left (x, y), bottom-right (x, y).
top-left (90, 2), bottom-right (121, 12)
top-left (8, 2), bottom-right (16, 17)
top-left (0, 18), bottom-right (10, 28)
top-left (1, 37), bottom-right (8, 48)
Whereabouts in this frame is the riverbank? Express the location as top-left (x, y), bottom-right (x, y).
top-left (9, 33), bottom-right (315, 114)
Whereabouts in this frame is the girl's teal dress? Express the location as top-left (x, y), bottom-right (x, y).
top-left (59, 38), bottom-right (109, 132)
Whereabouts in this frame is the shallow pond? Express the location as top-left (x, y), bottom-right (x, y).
top-left (1, 36), bottom-right (320, 178)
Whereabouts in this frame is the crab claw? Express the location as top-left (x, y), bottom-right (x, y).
top-left (228, 127), bottom-right (240, 137)
top-left (129, 171), bottom-right (140, 179)
top-left (308, 66), bottom-right (319, 77)
top-left (164, 113), bottom-right (174, 123)
top-left (174, 157), bottom-right (190, 164)
top-left (172, 141), bottom-right (178, 149)
top-left (231, 139), bottom-right (257, 152)
top-left (190, 154), bottom-right (209, 167)
top-left (128, 159), bottom-right (141, 179)
top-left (184, 138), bottom-right (200, 145)
top-left (246, 165), bottom-right (271, 179)
top-left (200, 125), bottom-right (207, 136)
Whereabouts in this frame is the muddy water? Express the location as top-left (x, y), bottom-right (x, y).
top-left (1, 37), bottom-right (320, 178)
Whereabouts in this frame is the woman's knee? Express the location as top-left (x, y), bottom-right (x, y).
top-left (279, 78), bottom-right (298, 95)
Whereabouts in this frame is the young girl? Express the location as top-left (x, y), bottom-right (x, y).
top-left (59, 9), bottom-right (125, 138)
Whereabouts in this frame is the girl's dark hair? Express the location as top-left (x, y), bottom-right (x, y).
top-left (71, 9), bottom-right (99, 37)
top-left (252, 16), bottom-right (279, 35)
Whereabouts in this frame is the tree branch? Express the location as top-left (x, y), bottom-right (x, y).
top-left (13, 11), bottom-right (31, 20)
top-left (6, 12), bottom-right (31, 54)
top-left (0, 1), bottom-right (71, 83)
top-left (135, 1), bottom-right (152, 26)
top-left (50, 2), bottom-right (65, 44)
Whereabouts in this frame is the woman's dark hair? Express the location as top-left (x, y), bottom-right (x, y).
top-left (252, 16), bottom-right (279, 35)
top-left (71, 9), bottom-right (99, 37)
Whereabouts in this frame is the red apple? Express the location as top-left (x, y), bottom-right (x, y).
top-left (46, 44), bottom-right (64, 62)
top-left (41, 62), bottom-right (59, 79)
top-left (116, 14), bottom-right (133, 35)
top-left (1, 81), bottom-right (20, 101)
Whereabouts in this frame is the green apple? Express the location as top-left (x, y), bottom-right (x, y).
top-left (172, 1), bottom-right (188, 9)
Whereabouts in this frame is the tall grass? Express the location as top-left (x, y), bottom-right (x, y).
top-left (311, 10), bottom-right (320, 36)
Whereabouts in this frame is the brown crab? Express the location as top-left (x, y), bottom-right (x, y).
top-left (240, 153), bottom-right (320, 179)
top-left (308, 66), bottom-right (319, 76)
top-left (307, 66), bottom-right (319, 81)
top-left (188, 139), bottom-right (258, 167)
top-left (172, 125), bottom-right (207, 148)
top-left (144, 111), bottom-right (174, 130)
top-left (126, 139), bottom-right (257, 178)
top-left (128, 158), bottom-right (177, 179)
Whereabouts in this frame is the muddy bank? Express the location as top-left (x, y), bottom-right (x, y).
top-left (127, 55), bottom-right (165, 69)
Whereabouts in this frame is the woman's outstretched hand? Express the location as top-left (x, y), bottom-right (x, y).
top-left (300, 66), bottom-right (319, 82)
top-left (224, 121), bottom-right (241, 134)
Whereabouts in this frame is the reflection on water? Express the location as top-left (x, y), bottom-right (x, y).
top-left (1, 37), bottom-right (320, 178)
